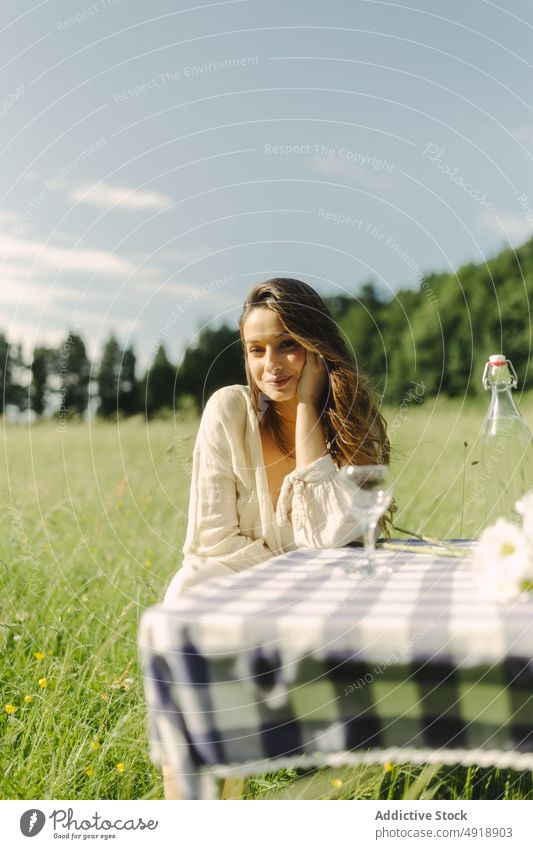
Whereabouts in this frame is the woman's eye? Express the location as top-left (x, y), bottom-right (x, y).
top-left (248, 340), bottom-right (296, 353)
top-left (248, 339), bottom-right (296, 354)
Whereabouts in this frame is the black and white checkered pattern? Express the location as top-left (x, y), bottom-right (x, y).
top-left (138, 542), bottom-right (533, 799)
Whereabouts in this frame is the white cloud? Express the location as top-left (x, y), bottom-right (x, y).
top-left (1, 305), bottom-right (140, 362)
top-left (0, 280), bottom-right (76, 306)
top-left (0, 262), bottom-right (38, 278)
top-left (513, 127), bottom-right (533, 146)
top-left (479, 211), bottom-right (533, 245)
top-left (0, 211), bottom-right (20, 227)
top-left (0, 234), bottom-right (139, 277)
top-left (0, 235), bottom-right (164, 340)
top-left (69, 181), bottom-right (172, 211)
top-left (45, 303), bottom-right (139, 334)
top-left (0, 309), bottom-right (66, 348)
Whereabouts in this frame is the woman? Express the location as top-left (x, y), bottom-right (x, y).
top-left (163, 277), bottom-right (392, 603)
top-left (160, 277), bottom-right (392, 799)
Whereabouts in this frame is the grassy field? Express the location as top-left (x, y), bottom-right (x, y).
top-left (2, 393), bottom-right (533, 800)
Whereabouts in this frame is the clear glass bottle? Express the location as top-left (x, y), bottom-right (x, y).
top-left (478, 354), bottom-right (533, 531)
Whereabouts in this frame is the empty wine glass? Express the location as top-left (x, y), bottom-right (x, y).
top-left (338, 464), bottom-right (393, 575)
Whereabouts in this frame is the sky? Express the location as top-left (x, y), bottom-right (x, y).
top-left (1, 0), bottom-right (533, 369)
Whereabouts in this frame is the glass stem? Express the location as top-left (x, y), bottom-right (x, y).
top-left (363, 521), bottom-right (377, 574)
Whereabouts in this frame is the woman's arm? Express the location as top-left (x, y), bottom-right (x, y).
top-left (182, 441), bottom-right (274, 570)
top-left (295, 402), bottom-right (328, 469)
top-left (278, 356), bottom-right (369, 548)
top-left (276, 453), bottom-right (366, 548)
top-left (295, 351), bottom-right (329, 469)
top-left (167, 388), bottom-right (275, 598)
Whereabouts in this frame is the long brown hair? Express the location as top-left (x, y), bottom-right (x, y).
top-left (238, 278), bottom-right (395, 533)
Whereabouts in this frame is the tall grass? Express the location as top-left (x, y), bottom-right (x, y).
top-left (1, 394), bottom-right (532, 799)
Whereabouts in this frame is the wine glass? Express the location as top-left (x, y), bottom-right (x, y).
top-left (338, 464), bottom-right (394, 575)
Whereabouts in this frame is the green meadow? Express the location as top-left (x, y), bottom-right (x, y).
top-left (2, 393), bottom-right (533, 800)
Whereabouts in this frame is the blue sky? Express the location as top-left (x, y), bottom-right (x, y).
top-left (1, 0), bottom-right (533, 369)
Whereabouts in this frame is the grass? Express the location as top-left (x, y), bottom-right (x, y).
top-left (1, 393), bottom-right (533, 800)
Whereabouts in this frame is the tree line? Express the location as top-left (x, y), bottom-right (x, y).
top-left (0, 333), bottom-right (179, 420)
top-left (2, 234), bottom-right (532, 420)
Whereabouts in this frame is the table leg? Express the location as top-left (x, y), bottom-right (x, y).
top-left (220, 777), bottom-right (245, 799)
top-left (162, 762), bottom-right (183, 800)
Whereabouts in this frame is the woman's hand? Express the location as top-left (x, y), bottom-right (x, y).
top-left (296, 351), bottom-right (329, 408)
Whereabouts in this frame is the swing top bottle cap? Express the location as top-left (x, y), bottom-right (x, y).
top-left (482, 354), bottom-right (517, 389)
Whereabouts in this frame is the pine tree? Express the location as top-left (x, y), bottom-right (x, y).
top-left (97, 336), bottom-right (122, 418)
top-left (30, 346), bottom-right (54, 416)
top-left (119, 345), bottom-right (139, 415)
top-left (142, 343), bottom-right (176, 417)
top-left (56, 332), bottom-right (91, 416)
top-left (0, 334), bottom-right (27, 414)
top-left (97, 336), bottom-right (139, 418)
top-left (178, 324), bottom-right (243, 410)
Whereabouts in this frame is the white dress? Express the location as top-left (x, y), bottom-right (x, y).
top-left (163, 384), bottom-right (365, 601)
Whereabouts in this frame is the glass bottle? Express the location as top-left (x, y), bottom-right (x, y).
top-left (478, 354), bottom-right (533, 531)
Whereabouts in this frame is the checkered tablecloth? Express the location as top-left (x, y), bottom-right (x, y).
top-left (138, 542), bottom-right (533, 799)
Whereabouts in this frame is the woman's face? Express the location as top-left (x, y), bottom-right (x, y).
top-left (242, 307), bottom-right (307, 401)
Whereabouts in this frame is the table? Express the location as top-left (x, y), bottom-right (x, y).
top-left (138, 542), bottom-right (533, 799)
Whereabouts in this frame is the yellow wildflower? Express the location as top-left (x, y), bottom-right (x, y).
top-left (330, 778), bottom-right (343, 789)
top-left (5, 704), bottom-right (16, 715)
top-left (91, 740), bottom-right (100, 751)
top-left (116, 762), bottom-right (125, 773)
top-left (33, 651), bottom-right (45, 660)
top-left (24, 695), bottom-right (33, 704)
top-left (144, 559), bottom-right (152, 569)
top-left (384, 762), bottom-right (394, 772)
top-left (85, 767), bottom-right (94, 777)
top-left (38, 678), bottom-right (48, 689)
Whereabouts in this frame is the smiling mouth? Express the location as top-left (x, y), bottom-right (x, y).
top-left (267, 376), bottom-right (291, 386)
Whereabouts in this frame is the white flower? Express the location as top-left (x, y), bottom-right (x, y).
top-left (516, 491), bottom-right (533, 544)
top-left (472, 518), bottom-right (533, 602)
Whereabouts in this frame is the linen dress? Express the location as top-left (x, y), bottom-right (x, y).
top-left (163, 384), bottom-right (365, 602)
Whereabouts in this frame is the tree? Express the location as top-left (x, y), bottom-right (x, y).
top-left (56, 332), bottom-right (91, 416)
top-left (177, 324), bottom-right (244, 411)
top-left (141, 344), bottom-right (177, 417)
top-left (0, 334), bottom-right (27, 414)
top-left (119, 345), bottom-right (139, 415)
top-left (30, 346), bottom-right (54, 416)
top-left (97, 336), bottom-right (139, 418)
top-left (381, 291), bottom-right (423, 401)
top-left (334, 299), bottom-right (385, 381)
